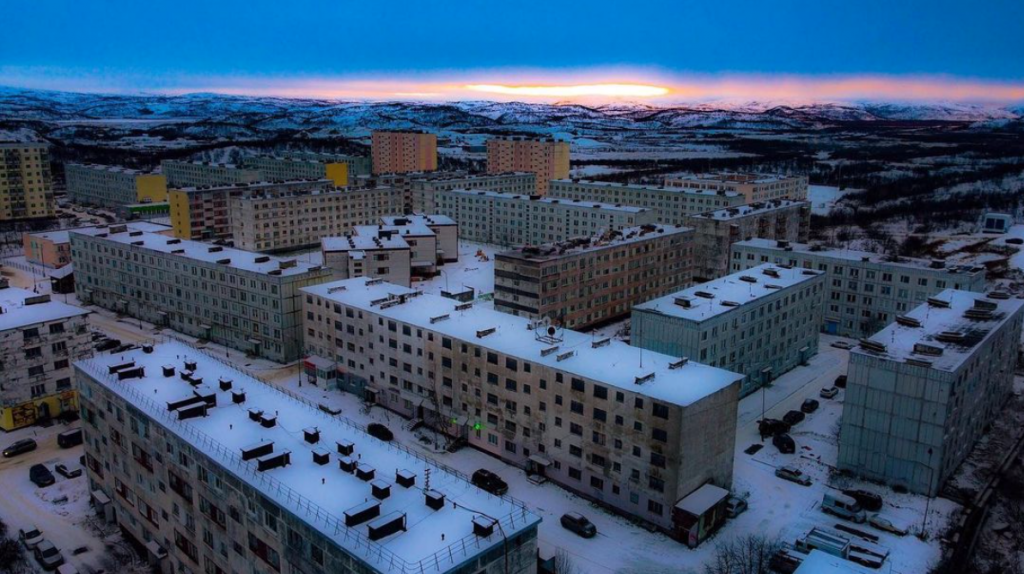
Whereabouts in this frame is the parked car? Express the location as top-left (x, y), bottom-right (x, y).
top-left (1007, 237), bottom-right (1024, 245)
top-left (726, 496), bottom-right (748, 518)
top-left (830, 341), bottom-right (853, 350)
top-left (769, 546), bottom-right (804, 574)
top-left (822, 493), bottom-right (866, 523)
top-left (820, 386), bottom-right (839, 399)
top-left (3, 438), bottom-right (37, 458)
top-left (95, 338), bottom-right (120, 352)
top-left (366, 423), bottom-right (394, 442)
top-left (775, 465), bottom-right (812, 486)
top-left (782, 410), bottom-right (805, 426)
top-left (30, 464), bottom-right (56, 487)
top-left (471, 469), bottom-right (509, 495)
top-left (801, 399), bottom-right (820, 414)
top-left (843, 489), bottom-right (884, 512)
top-left (34, 540), bottom-right (65, 570)
top-left (758, 418), bottom-right (791, 437)
top-left (55, 463), bottom-right (83, 479)
top-left (868, 514), bottom-right (908, 536)
top-left (834, 375), bottom-right (848, 388)
top-left (18, 525), bottom-right (43, 549)
top-left (773, 433), bottom-right (796, 454)
top-left (560, 512), bottom-right (597, 538)
top-left (57, 428), bottom-right (83, 448)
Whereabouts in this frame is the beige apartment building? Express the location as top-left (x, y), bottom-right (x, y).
top-left (230, 185), bottom-right (404, 252)
top-left (161, 160), bottom-right (262, 188)
top-left (436, 188), bottom-right (657, 247)
top-left (371, 131), bottom-right (437, 175)
top-left (548, 179), bottom-right (747, 226)
top-left (380, 214), bottom-right (458, 263)
top-left (24, 229), bottom-right (72, 268)
top-left (0, 142), bottom-right (55, 221)
top-left (487, 137), bottom-right (570, 195)
top-left (302, 277), bottom-right (743, 537)
top-left (0, 280), bottom-right (91, 430)
top-left (665, 172), bottom-right (809, 202)
top-left (683, 199), bottom-right (811, 281)
top-left (65, 163), bottom-right (167, 208)
top-left (78, 342), bottom-right (540, 574)
top-left (409, 171), bottom-right (537, 213)
top-left (246, 153), bottom-right (370, 187)
top-left (494, 225), bottom-right (695, 329)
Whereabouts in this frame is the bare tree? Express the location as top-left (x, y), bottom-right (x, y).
top-left (553, 548), bottom-right (581, 574)
top-left (703, 534), bottom-right (782, 574)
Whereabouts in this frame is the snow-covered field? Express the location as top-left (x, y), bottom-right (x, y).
top-left (808, 184), bottom-right (862, 215)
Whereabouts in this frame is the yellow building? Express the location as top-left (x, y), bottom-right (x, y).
top-left (371, 131), bottom-right (437, 174)
top-left (0, 143), bottom-right (55, 220)
top-left (486, 137), bottom-right (570, 195)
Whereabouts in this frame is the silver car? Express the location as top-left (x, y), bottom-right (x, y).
top-left (19, 525), bottom-right (43, 549)
top-left (34, 540), bottom-right (65, 571)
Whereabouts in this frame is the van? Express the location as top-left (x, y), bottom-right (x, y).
top-left (57, 428), bottom-right (83, 448)
top-left (822, 493), bottom-right (866, 523)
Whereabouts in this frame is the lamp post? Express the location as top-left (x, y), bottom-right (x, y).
top-left (919, 449), bottom-right (934, 540)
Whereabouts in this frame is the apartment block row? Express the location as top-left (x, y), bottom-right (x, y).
top-left (548, 179), bottom-right (747, 226)
top-left (436, 188), bottom-right (657, 246)
top-left (77, 342), bottom-right (540, 574)
top-left (838, 290), bottom-right (1024, 496)
top-left (246, 151), bottom-right (371, 187)
top-left (0, 142), bottom-right (55, 221)
top-left (493, 224), bottom-right (695, 330)
top-left (302, 277), bottom-right (743, 538)
top-left (408, 171), bottom-right (537, 213)
top-left (730, 239), bottom-right (988, 338)
top-left (70, 225), bottom-right (333, 362)
top-left (486, 137), bottom-right (570, 195)
top-left (65, 163), bottom-right (168, 208)
top-left (0, 280), bottom-right (91, 430)
top-left (631, 264), bottom-right (824, 397)
top-left (161, 160), bottom-right (263, 189)
top-left (664, 172), bottom-right (809, 202)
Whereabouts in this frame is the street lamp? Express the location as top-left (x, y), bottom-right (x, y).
top-left (919, 449), bottom-right (934, 540)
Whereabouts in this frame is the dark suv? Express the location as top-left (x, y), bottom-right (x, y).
top-left (30, 464), bottom-right (55, 487)
top-left (2, 438), bottom-right (37, 458)
top-left (560, 513), bottom-right (597, 538)
top-left (366, 423), bottom-right (394, 442)
top-left (471, 469), bottom-right (509, 495)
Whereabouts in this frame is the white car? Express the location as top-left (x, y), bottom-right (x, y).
top-left (820, 386), bottom-right (839, 399)
top-left (869, 514), bottom-right (908, 536)
top-left (19, 525), bottom-right (43, 549)
top-left (830, 340), bottom-right (853, 350)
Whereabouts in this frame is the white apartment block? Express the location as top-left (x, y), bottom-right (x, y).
top-left (410, 172), bottom-right (537, 213)
top-left (70, 225), bottom-right (333, 362)
top-left (380, 214), bottom-right (458, 264)
top-left (230, 185), bottom-right (404, 252)
top-left (322, 229), bottom-right (413, 287)
top-left (65, 163), bottom-right (167, 208)
top-left (0, 280), bottom-right (91, 431)
top-left (631, 264), bottom-right (824, 397)
top-left (684, 200), bottom-right (811, 281)
top-left (247, 152), bottom-right (371, 186)
top-left (730, 239), bottom-right (989, 338)
top-left (548, 179), bottom-right (747, 226)
top-left (302, 277), bottom-right (743, 537)
top-left (838, 290), bottom-right (1024, 496)
top-left (161, 160), bottom-right (262, 188)
top-left (494, 225), bottom-right (695, 330)
top-left (664, 172), bottom-right (809, 202)
top-left (436, 189), bottom-right (657, 247)
top-left (77, 342), bottom-right (540, 574)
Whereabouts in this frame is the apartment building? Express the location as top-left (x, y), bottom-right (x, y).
top-left (494, 225), bottom-right (695, 330)
top-left (161, 160), bottom-right (262, 188)
top-left (371, 131), bottom-right (437, 175)
top-left (168, 179), bottom-right (335, 241)
top-left (0, 142), bottom-right (55, 221)
top-left (24, 229), bottom-right (72, 268)
top-left (730, 239), bottom-right (989, 338)
top-left (665, 172), bottom-right (809, 202)
top-left (230, 185), bottom-right (404, 252)
top-left (838, 290), bottom-right (1024, 496)
top-left (0, 280), bottom-right (91, 430)
top-left (487, 137), bottom-right (570, 195)
top-left (381, 214), bottom-right (458, 263)
top-left (436, 189), bottom-right (657, 247)
top-left (683, 200), bottom-right (811, 281)
top-left (322, 229), bottom-right (413, 287)
top-left (302, 277), bottom-right (743, 537)
top-left (409, 171), bottom-right (537, 213)
top-left (548, 179), bottom-right (747, 226)
top-left (246, 153), bottom-right (366, 187)
top-left (65, 163), bottom-right (167, 208)
top-left (631, 264), bottom-right (824, 397)
top-left (77, 342), bottom-right (540, 574)
top-left (70, 225), bottom-right (333, 362)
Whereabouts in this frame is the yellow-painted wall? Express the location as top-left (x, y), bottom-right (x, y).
top-left (168, 189), bottom-right (192, 239)
top-left (324, 163), bottom-right (349, 187)
top-left (0, 390), bottom-right (78, 431)
top-left (135, 174), bottom-right (168, 203)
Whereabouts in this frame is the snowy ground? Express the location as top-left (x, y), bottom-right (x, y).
top-left (808, 184), bottom-right (862, 216)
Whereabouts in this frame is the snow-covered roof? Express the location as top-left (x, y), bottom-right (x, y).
top-left (304, 278), bottom-right (744, 407)
top-left (381, 214), bottom-right (456, 228)
top-left (667, 172), bottom-right (805, 185)
top-left (794, 550), bottom-right (873, 574)
top-left (687, 199), bottom-right (808, 220)
top-left (552, 178), bottom-right (743, 198)
top-left (323, 228), bottom-right (411, 252)
top-left (674, 483), bottom-right (729, 516)
top-left (171, 178), bottom-right (330, 193)
top-left (75, 342), bottom-right (539, 573)
top-left (496, 224), bottom-right (691, 263)
top-left (633, 263), bottom-right (822, 323)
top-left (0, 286), bottom-right (89, 331)
top-left (409, 171), bottom-right (533, 183)
top-left (70, 227), bottom-right (325, 277)
top-left (853, 289), bottom-right (1024, 372)
top-left (445, 189), bottom-right (651, 213)
top-left (28, 229), bottom-right (70, 243)
top-left (734, 238), bottom-right (988, 276)
top-left (66, 163), bottom-right (157, 176)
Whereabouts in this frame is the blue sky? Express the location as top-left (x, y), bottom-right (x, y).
top-left (2, 0), bottom-right (1023, 100)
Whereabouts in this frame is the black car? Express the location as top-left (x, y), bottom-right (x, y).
top-left (835, 375), bottom-right (848, 389)
top-left (758, 418), bottom-right (791, 438)
top-left (843, 489), bottom-right (883, 511)
top-left (560, 513), bottom-right (597, 538)
top-left (471, 469), bottom-right (509, 495)
top-left (801, 399), bottom-right (820, 414)
top-left (95, 338), bottom-right (121, 352)
top-left (772, 433), bottom-right (796, 454)
top-left (782, 410), bottom-right (805, 426)
top-left (2, 438), bottom-right (37, 458)
top-left (30, 464), bottom-right (56, 487)
top-left (366, 423), bottom-right (394, 442)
